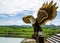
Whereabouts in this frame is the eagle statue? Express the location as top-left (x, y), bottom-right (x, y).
top-left (22, 0), bottom-right (58, 42)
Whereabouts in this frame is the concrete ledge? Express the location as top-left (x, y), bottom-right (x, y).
top-left (21, 38), bottom-right (36, 43)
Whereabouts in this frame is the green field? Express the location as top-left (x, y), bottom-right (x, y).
top-left (0, 26), bottom-right (60, 39)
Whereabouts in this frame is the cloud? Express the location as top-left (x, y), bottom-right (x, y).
top-left (0, 0), bottom-right (37, 14)
top-left (0, 10), bottom-right (34, 25)
top-left (0, 10), bottom-right (34, 21)
top-left (46, 18), bottom-right (60, 26)
top-left (0, 0), bottom-right (60, 14)
top-left (0, 0), bottom-right (60, 25)
top-left (0, 20), bottom-right (31, 26)
top-left (52, 19), bottom-right (60, 26)
top-left (0, 14), bottom-right (9, 17)
top-left (0, 20), bottom-right (21, 25)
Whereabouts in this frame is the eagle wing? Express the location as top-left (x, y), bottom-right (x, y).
top-left (36, 0), bottom-right (58, 26)
top-left (22, 15), bottom-right (33, 23)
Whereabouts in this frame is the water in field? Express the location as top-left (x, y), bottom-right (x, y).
top-left (0, 37), bottom-right (24, 43)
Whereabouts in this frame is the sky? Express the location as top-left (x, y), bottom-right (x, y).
top-left (0, 0), bottom-right (60, 26)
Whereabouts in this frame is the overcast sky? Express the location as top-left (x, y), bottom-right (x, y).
top-left (0, 0), bottom-right (60, 26)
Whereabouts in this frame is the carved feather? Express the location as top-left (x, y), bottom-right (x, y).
top-left (36, 0), bottom-right (58, 26)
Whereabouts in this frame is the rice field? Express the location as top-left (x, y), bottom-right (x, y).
top-left (0, 26), bottom-right (60, 39)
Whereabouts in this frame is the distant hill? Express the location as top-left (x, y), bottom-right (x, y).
top-left (20, 25), bottom-right (32, 28)
top-left (0, 25), bottom-right (60, 28)
top-left (43, 24), bottom-right (56, 27)
top-left (20, 25), bottom-right (60, 28)
top-left (56, 25), bottom-right (60, 28)
top-left (43, 24), bottom-right (60, 28)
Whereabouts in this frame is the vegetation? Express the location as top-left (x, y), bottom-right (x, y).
top-left (0, 25), bottom-right (60, 39)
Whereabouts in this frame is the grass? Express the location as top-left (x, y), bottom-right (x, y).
top-left (0, 26), bottom-right (60, 39)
